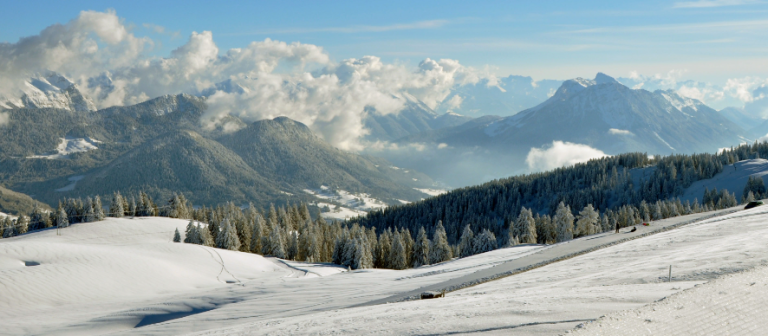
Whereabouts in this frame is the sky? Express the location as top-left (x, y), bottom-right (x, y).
top-left (2, 0), bottom-right (768, 83)
top-left (2, 0), bottom-right (768, 152)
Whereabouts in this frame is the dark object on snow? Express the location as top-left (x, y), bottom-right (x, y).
top-left (615, 221), bottom-right (620, 234)
top-left (642, 222), bottom-right (650, 226)
top-left (630, 227), bottom-right (637, 232)
top-left (745, 201), bottom-right (764, 209)
top-left (421, 290), bottom-right (445, 299)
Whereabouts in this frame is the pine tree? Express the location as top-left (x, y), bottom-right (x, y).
top-left (413, 226), bottom-right (431, 266)
top-left (268, 226), bottom-right (286, 258)
top-left (57, 206), bottom-right (69, 228)
top-left (173, 228), bottom-right (181, 242)
top-left (575, 204), bottom-right (599, 237)
top-left (512, 207), bottom-right (537, 244)
top-left (554, 202), bottom-right (574, 242)
top-left (473, 229), bottom-right (498, 254)
top-left (15, 216), bottom-right (28, 235)
top-left (93, 196), bottom-right (105, 220)
top-left (389, 232), bottom-right (408, 270)
top-left (457, 224), bottom-right (474, 258)
top-left (199, 223), bottom-right (214, 246)
top-left (429, 221), bottom-right (453, 264)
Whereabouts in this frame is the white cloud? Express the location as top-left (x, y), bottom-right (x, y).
top-left (0, 10), bottom-right (496, 151)
top-left (608, 128), bottom-right (634, 136)
top-left (525, 141), bottom-right (609, 172)
top-left (446, 95), bottom-right (463, 109)
top-left (0, 112), bottom-right (9, 126)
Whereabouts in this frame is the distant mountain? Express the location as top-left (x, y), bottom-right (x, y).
top-left (220, 117), bottom-right (433, 201)
top-left (0, 71), bottom-right (96, 112)
top-left (408, 73), bottom-right (750, 155)
top-left (1, 94), bottom-right (437, 208)
top-left (434, 76), bottom-right (562, 117)
top-left (363, 93), bottom-right (473, 142)
top-left (718, 107), bottom-right (763, 135)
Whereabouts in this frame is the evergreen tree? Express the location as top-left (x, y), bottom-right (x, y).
top-left (56, 206), bottom-right (69, 228)
top-left (429, 221), bottom-right (453, 264)
top-left (575, 204), bottom-right (599, 237)
top-left (473, 229), bottom-right (498, 254)
top-left (512, 207), bottom-right (537, 244)
top-left (457, 224), bottom-right (474, 258)
top-left (173, 228), bottom-right (181, 242)
top-left (389, 232), bottom-right (408, 270)
top-left (413, 226), bottom-right (431, 266)
top-left (554, 202), bottom-right (574, 242)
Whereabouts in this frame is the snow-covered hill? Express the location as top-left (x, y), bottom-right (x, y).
top-left (5, 205), bottom-right (768, 335)
top-left (671, 159), bottom-right (768, 203)
top-left (0, 71), bottom-right (96, 112)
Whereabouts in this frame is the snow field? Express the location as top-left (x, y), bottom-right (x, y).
top-left (572, 263), bottom-right (768, 335)
top-left (192, 205), bottom-right (768, 335)
top-left (0, 217), bottom-right (292, 335)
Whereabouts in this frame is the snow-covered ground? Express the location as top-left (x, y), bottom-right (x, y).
top-left (196, 205), bottom-right (768, 335)
top-left (5, 205), bottom-right (768, 335)
top-left (573, 262), bottom-right (768, 335)
top-left (679, 159), bottom-right (768, 203)
top-left (305, 186), bottom-right (389, 220)
top-left (29, 137), bottom-right (101, 159)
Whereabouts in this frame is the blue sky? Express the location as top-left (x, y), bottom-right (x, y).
top-left (2, 0), bottom-right (768, 82)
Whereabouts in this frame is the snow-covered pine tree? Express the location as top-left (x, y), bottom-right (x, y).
top-left (251, 215), bottom-right (265, 254)
top-left (85, 198), bottom-right (95, 223)
top-left (473, 229), bottom-right (497, 254)
top-left (457, 224), bottom-right (473, 258)
top-left (389, 232), bottom-right (408, 270)
top-left (512, 207), bottom-right (537, 244)
top-left (575, 204), bottom-right (599, 237)
top-left (184, 220), bottom-right (196, 243)
top-left (413, 226), bottom-right (431, 266)
top-left (286, 229), bottom-right (299, 260)
top-left (15, 216), bottom-right (28, 235)
top-left (93, 196), bottom-right (105, 221)
top-left (198, 223), bottom-right (214, 246)
top-left (173, 228), bottom-right (181, 242)
top-left (376, 228), bottom-right (392, 268)
top-left (355, 237), bottom-right (374, 269)
top-left (268, 225), bottom-right (286, 258)
top-left (57, 206), bottom-right (69, 228)
top-left (554, 202), bottom-right (574, 242)
top-left (429, 221), bottom-right (453, 264)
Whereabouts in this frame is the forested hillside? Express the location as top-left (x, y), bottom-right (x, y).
top-left (0, 95), bottom-right (437, 207)
top-left (349, 143), bottom-right (767, 246)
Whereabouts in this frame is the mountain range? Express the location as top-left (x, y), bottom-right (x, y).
top-left (0, 92), bottom-right (439, 212)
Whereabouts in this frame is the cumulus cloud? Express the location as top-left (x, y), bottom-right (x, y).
top-left (608, 128), bottom-right (634, 136)
top-left (525, 141), bottom-right (609, 172)
top-left (0, 10), bottom-right (495, 151)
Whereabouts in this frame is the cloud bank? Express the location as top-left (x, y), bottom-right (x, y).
top-left (0, 10), bottom-right (487, 150)
top-left (526, 141), bottom-right (609, 172)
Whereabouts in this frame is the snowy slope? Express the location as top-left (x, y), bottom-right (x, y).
top-left (194, 205), bottom-right (768, 336)
top-left (7, 205), bottom-right (768, 335)
top-left (28, 137), bottom-right (102, 159)
top-left (679, 159), bottom-right (768, 203)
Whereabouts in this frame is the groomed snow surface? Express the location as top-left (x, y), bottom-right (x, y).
top-left (3, 205), bottom-right (768, 335)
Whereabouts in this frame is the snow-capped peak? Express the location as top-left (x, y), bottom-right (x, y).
top-left (658, 89), bottom-right (701, 113)
top-left (1, 71), bottom-right (96, 112)
top-left (200, 78), bottom-right (250, 97)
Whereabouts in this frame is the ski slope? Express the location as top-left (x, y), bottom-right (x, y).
top-left (3, 204), bottom-right (768, 335)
